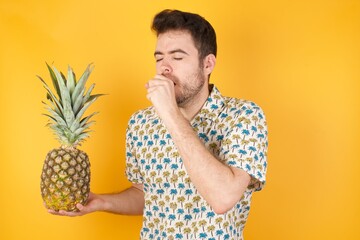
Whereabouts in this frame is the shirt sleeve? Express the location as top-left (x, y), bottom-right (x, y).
top-left (125, 114), bottom-right (144, 184)
top-left (220, 101), bottom-right (268, 191)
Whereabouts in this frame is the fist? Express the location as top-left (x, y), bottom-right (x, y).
top-left (145, 75), bottom-right (178, 120)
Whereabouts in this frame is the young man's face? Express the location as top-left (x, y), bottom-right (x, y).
top-left (154, 30), bottom-right (208, 107)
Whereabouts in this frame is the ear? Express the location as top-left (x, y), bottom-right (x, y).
top-left (203, 54), bottom-right (216, 75)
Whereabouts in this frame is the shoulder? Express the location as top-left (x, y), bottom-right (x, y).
top-left (129, 106), bottom-right (157, 121)
top-left (222, 96), bottom-right (266, 119)
top-left (127, 106), bottom-right (157, 127)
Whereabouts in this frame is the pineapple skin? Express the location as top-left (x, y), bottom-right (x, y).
top-left (41, 147), bottom-right (91, 212)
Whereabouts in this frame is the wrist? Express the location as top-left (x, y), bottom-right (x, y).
top-left (95, 194), bottom-right (110, 212)
top-left (163, 110), bottom-right (193, 139)
top-left (161, 108), bottom-right (184, 127)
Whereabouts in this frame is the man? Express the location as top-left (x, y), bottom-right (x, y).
top-left (51, 9), bottom-right (268, 240)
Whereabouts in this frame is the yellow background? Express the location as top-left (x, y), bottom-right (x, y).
top-left (0, 0), bottom-right (359, 239)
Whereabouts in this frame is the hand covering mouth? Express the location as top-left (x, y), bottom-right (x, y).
top-left (165, 75), bottom-right (178, 86)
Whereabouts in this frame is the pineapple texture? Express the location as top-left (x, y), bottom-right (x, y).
top-left (41, 147), bottom-right (90, 211)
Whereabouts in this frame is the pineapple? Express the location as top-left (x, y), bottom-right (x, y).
top-left (38, 63), bottom-right (103, 212)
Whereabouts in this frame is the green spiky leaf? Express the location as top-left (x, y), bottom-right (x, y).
top-left (86, 94), bottom-right (106, 104)
top-left (46, 62), bottom-right (61, 99)
top-left (72, 64), bottom-right (94, 103)
top-left (52, 66), bottom-right (75, 127)
top-left (38, 75), bottom-right (63, 113)
top-left (72, 88), bottom-right (85, 115)
top-left (42, 101), bottom-right (62, 119)
top-left (66, 65), bottom-right (76, 96)
top-left (43, 106), bottom-right (67, 127)
top-left (75, 97), bottom-right (98, 121)
top-left (39, 63), bottom-right (104, 147)
top-left (82, 83), bottom-right (95, 104)
top-left (80, 112), bottom-right (98, 127)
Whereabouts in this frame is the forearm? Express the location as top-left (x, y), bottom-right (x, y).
top-left (145, 76), bottom-right (250, 213)
top-left (164, 111), bottom-right (250, 213)
top-left (100, 186), bottom-right (144, 215)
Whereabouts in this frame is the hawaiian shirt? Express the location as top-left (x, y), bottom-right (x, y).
top-left (125, 85), bottom-right (268, 240)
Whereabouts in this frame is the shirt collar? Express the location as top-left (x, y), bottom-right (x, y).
top-left (193, 84), bottom-right (225, 122)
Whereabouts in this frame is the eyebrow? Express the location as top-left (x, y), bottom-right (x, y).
top-left (154, 49), bottom-right (189, 56)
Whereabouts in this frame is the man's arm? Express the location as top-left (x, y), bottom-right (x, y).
top-left (49, 183), bottom-right (145, 217)
top-left (163, 111), bottom-right (251, 214)
top-left (146, 77), bottom-right (250, 214)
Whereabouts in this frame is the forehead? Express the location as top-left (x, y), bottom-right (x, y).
top-left (156, 30), bottom-right (198, 54)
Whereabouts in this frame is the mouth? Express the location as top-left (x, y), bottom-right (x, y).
top-left (168, 78), bottom-right (177, 86)
top-left (162, 73), bottom-right (178, 86)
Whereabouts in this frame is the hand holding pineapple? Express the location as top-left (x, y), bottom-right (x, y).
top-left (47, 192), bottom-right (105, 216)
top-left (39, 63), bottom-right (103, 212)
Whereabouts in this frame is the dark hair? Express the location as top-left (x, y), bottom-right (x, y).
top-left (152, 9), bottom-right (217, 61)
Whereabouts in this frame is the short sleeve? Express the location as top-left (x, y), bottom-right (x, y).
top-left (125, 115), bottom-right (144, 184)
top-left (221, 102), bottom-right (268, 191)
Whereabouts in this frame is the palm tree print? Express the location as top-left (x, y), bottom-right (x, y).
top-left (206, 211), bottom-right (216, 223)
top-left (183, 227), bottom-right (191, 239)
top-left (125, 85), bottom-right (268, 239)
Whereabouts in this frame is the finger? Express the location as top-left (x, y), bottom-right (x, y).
top-left (146, 80), bottom-right (175, 90)
top-left (146, 92), bottom-right (154, 102)
top-left (146, 94), bottom-right (151, 102)
top-left (146, 88), bottom-right (162, 101)
top-left (147, 79), bottom-right (166, 87)
top-left (47, 209), bottom-right (69, 216)
top-left (76, 203), bottom-right (86, 211)
top-left (146, 85), bottom-right (170, 101)
top-left (145, 80), bottom-right (161, 89)
top-left (47, 206), bottom-right (84, 217)
top-left (155, 75), bottom-right (175, 85)
top-left (151, 75), bottom-right (174, 83)
top-left (154, 74), bottom-right (169, 80)
top-left (47, 209), bottom-right (58, 214)
top-left (58, 209), bottom-right (83, 217)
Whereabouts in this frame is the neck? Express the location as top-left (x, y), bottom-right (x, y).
top-left (178, 84), bottom-right (211, 121)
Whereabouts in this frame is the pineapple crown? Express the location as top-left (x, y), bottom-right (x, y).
top-left (38, 63), bottom-right (104, 147)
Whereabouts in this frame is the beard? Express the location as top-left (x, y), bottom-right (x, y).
top-left (166, 68), bottom-right (206, 107)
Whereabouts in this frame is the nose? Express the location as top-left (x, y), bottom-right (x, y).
top-left (157, 59), bottom-right (172, 75)
top-left (161, 67), bottom-right (171, 75)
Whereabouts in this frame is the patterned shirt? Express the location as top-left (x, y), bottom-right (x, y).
top-left (125, 85), bottom-right (268, 240)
